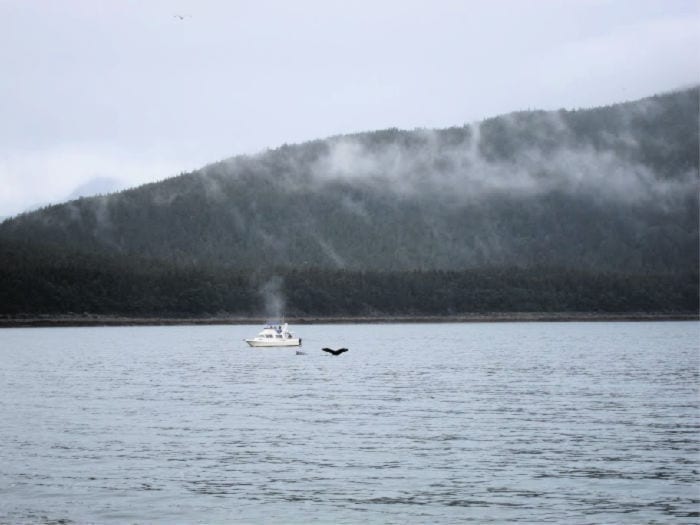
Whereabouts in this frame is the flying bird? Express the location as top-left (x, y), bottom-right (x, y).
top-left (173, 14), bottom-right (191, 20)
top-left (322, 347), bottom-right (348, 356)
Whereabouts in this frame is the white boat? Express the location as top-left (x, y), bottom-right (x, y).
top-left (245, 322), bottom-right (302, 347)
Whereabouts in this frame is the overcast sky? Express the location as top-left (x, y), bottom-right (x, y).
top-left (1, 0), bottom-right (698, 217)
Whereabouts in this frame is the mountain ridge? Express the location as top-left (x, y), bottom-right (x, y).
top-left (1, 87), bottom-right (698, 316)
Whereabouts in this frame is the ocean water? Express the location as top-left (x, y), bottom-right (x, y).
top-left (0, 321), bottom-right (698, 524)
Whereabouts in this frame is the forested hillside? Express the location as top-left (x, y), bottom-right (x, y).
top-left (1, 88), bottom-right (698, 317)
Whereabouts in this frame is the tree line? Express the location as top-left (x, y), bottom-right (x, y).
top-left (1, 241), bottom-right (696, 317)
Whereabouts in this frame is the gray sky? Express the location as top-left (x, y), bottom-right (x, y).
top-left (1, 0), bottom-right (698, 217)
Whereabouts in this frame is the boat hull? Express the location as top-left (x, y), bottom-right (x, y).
top-left (245, 339), bottom-right (301, 347)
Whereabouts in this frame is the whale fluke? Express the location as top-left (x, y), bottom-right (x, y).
top-left (322, 347), bottom-right (348, 356)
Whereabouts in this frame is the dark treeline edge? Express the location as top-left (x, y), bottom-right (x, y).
top-left (1, 242), bottom-right (696, 317)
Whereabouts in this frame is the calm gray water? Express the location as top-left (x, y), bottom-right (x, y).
top-left (0, 322), bottom-right (698, 524)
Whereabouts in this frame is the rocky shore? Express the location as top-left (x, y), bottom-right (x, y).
top-left (0, 312), bottom-right (696, 328)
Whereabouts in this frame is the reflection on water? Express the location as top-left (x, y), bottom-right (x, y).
top-left (0, 322), bottom-right (698, 523)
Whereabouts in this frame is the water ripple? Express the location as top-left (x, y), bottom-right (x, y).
top-left (0, 321), bottom-right (698, 523)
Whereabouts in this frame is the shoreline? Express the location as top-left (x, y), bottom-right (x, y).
top-left (0, 312), bottom-right (697, 328)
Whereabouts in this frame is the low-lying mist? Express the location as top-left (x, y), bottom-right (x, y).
top-left (1, 87), bottom-right (697, 275)
top-left (218, 87), bottom-right (697, 207)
